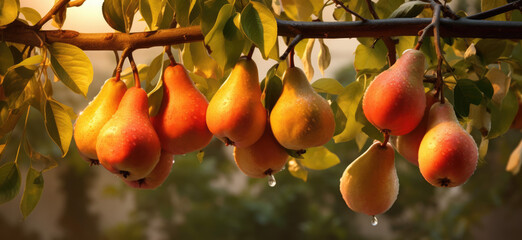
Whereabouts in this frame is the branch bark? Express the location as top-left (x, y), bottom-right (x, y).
top-left (2, 18), bottom-right (522, 51)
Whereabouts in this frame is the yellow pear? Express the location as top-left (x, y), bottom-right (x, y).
top-left (97, 87), bottom-right (161, 181)
top-left (206, 57), bottom-right (266, 147)
top-left (233, 121), bottom-right (288, 179)
top-left (418, 102), bottom-right (478, 187)
top-left (339, 141), bottom-right (399, 216)
top-left (270, 66), bottom-right (335, 150)
top-left (74, 77), bottom-right (127, 162)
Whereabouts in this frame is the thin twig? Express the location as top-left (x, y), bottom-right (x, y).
top-left (332, 0), bottom-right (367, 22)
top-left (430, 3), bottom-right (446, 104)
top-left (165, 45), bottom-right (177, 66)
top-left (365, 0), bottom-right (396, 65)
top-left (280, 34), bottom-right (303, 61)
top-left (467, 0), bottom-right (521, 20)
top-left (128, 51), bottom-right (141, 88)
top-left (247, 45), bottom-right (256, 59)
top-left (115, 48), bottom-right (132, 81)
top-left (34, 0), bottom-right (71, 30)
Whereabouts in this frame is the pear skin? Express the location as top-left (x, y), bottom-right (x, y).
top-left (206, 57), bottom-right (266, 147)
top-left (340, 141), bottom-right (399, 216)
top-left (395, 91), bottom-right (437, 165)
top-left (270, 67), bottom-right (335, 150)
top-left (97, 87), bottom-right (161, 181)
top-left (362, 49), bottom-right (426, 136)
top-left (151, 64), bottom-right (212, 155)
top-left (233, 121), bottom-right (289, 178)
top-left (418, 102), bottom-right (478, 187)
top-left (74, 77), bottom-right (127, 161)
top-left (124, 150), bottom-right (173, 189)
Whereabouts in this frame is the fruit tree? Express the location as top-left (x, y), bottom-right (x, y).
top-left (1, 0), bottom-right (522, 238)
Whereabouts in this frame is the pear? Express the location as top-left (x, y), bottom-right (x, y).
top-left (339, 141), bottom-right (399, 216)
top-left (151, 64), bottom-right (212, 155)
top-left (395, 91), bottom-right (437, 165)
top-left (270, 67), bottom-right (335, 150)
top-left (124, 150), bottom-right (173, 189)
top-left (97, 87), bottom-right (161, 181)
top-left (206, 57), bottom-right (266, 147)
top-left (233, 120), bottom-right (288, 178)
top-left (362, 49), bottom-right (426, 136)
top-left (418, 102), bottom-right (478, 187)
top-left (74, 77), bottom-right (127, 162)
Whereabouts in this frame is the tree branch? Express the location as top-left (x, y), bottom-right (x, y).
top-left (2, 18), bottom-right (522, 51)
top-left (467, 0), bottom-right (522, 20)
top-left (332, 0), bottom-right (367, 22)
top-left (365, 0), bottom-right (396, 65)
top-left (34, 0), bottom-right (71, 30)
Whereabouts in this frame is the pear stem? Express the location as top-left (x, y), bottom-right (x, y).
top-left (128, 51), bottom-right (141, 89)
top-left (380, 129), bottom-right (390, 147)
top-left (165, 45), bottom-right (177, 66)
top-left (279, 34), bottom-right (303, 61)
top-left (247, 45), bottom-right (256, 59)
top-left (289, 49), bottom-right (295, 68)
top-left (114, 47), bottom-right (132, 81)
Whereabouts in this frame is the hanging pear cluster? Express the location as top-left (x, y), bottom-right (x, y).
top-left (340, 49), bottom-right (479, 222)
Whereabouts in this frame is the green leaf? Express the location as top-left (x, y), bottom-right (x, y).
top-left (139, 0), bottom-right (163, 30)
top-left (312, 78), bottom-right (343, 95)
top-left (20, 168), bottom-right (43, 218)
top-left (330, 100), bottom-right (347, 136)
top-left (454, 79), bottom-right (483, 117)
top-left (302, 38), bottom-right (315, 81)
top-left (156, 1), bottom-right (174, 29)
top-left (145, 52), bottom-right (165, 84)
top-left (475, 39), bottom-right (507, 64)
top-left (488, 90), bottom-right (518, 139)
top-left (48, 42), bottom-right (93, 97)
top-left (120, 64), bottom-right (149, 87)
top-left (263, 74), bottom-right (283, 113)
top-left (51, 0), bottom-right (66, 29)
top-left (0, 0), bottom-right (19, 26)
top-left (481, 0), bottom-right (508, 21)
top-left (317, 39), bottom-right (331, 76)
top-left (44, 98), bottom-right (73, 157)
top-left (396, 36), bottom-right (416, 57)
top-left (288, 158), bottom-right (307, 182)
top-left (182, 42), bottom-right (222, 80)
top-left (19, 7), bottom-right (41, 25)
top-left (0, 41), bottom-right (14, 75)
top-left (240, 1), bottom-right (278, 58)
top-left (334, 81), bottom-right (365, 143)
top-left (26, 140), bottom-right (58, 172)
top-left (354, 40), bottom-right (388, 72)
top-left (389, 1), bottom-right (428, 18)
top-left (3, 55), bottom-right (41, 106)
top-left (102, 0), bottom-right (139, 33)
top-left (205, 4), bottom-right (245, 70)
top-left (375, 0), bottom-right (404, 19)
top-left (201, 0), bottom-right (228, 35)
top-left (147, 54), bottom-right (166, 117)
top-left (299, 146), bottom-right (340, 170)
top-left (475, 78), bottom-right (494, 99)
top-left (173, 0), bottom-right (196, 27)
top-left (0, 162), bottom-right (21, 204)
top-left (280, 0), bottom-right (314, 21)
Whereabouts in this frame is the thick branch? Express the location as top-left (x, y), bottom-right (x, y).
top-left (2, 18), bottom-right (522, 51)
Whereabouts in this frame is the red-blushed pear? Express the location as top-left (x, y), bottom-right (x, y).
top-left (340, 141), bottom-right (399, 217)
top-left (233, 120), bottom-right (288, 179)
top-left (74, 77), bottom-right (127, 163)
top-left (362, 49), bottom-right (426, 136)
top-left (270, 67), bottom-right (335, 150)
top-left (418, 102), bottom-right (478, 187)
top-left (96, 87), bottom-right (161, 181)
top-left (124, 150), bottom-right (174, 189)
top-left (395, 91), bottom-right (437, 165)
top-left (151, 64), bottom-right (212, 155)
top-left (206, 57), bottom-right (266, 147)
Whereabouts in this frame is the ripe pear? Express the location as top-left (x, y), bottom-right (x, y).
top-left (362, 49), bottom-right (426, 136)
top-left (124, 150), bottom-right (173, 189)
top-left (74, 77), bottom-right (127, 162)
top-left (418, 102), bottom-right (478, 187)
top-left (270, 67), bottom-right (335, 150)
top-left (395, 91), bottom-right (437, 165)
top-left (233, 121), bottom-right (288, 178)
top-left (97, 87), bottom-right (161, 181)
top-left (206, 57), bottom-right (266, 147)
top-left (151, 64), bottom-right (212, 155)
top-left (339, 141), bottom-right (399, 216)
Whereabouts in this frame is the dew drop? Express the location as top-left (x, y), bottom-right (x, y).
top-left (267, 174), bottom-right (276, 187)
top-left (371, 216), bottom-right (378, 226)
